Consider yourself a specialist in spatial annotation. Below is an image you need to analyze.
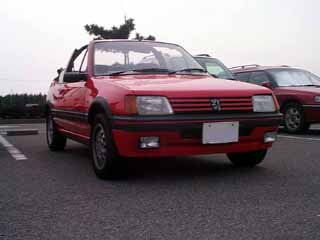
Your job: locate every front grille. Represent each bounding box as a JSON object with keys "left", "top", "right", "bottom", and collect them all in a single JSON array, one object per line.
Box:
[{"left": 169, "top": 97, "right": 253, "bottom": 114}]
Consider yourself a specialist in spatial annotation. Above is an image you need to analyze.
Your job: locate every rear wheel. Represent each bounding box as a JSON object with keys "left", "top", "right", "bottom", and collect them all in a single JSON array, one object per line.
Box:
[
  {"left": 227, "top": 150, "right": 267, "bottom": 167},
  {"left": 90, "top": 114, "right": 125, "bottom": 179},
  {"left": 283, "top": 103, "right": 309, "bottom": 133},
  {"left": 46, "top": 112, "right": 66, "bottom": 151}
]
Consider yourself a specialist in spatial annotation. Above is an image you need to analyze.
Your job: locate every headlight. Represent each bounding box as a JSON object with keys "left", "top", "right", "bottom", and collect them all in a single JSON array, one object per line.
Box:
[
  {"left": 137, "top": 96, "right": 173, "bottom": 115},
  {"left": 252, "top": 95, "right": 276, "bottom": 112},
  {"left": 315, "top": 96, "right": 320, "bottom": 103},
  {"left": 126, "top": 96, "right": 173, "bottom": 115}
]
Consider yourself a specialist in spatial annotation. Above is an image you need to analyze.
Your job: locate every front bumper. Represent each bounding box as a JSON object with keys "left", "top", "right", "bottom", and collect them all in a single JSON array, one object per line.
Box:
[
  {"left": 111, "top": 113, "right": 282, "bottom": 157},
  {"left": 303, "top": 105, "right": 320, "bottom": 123}
]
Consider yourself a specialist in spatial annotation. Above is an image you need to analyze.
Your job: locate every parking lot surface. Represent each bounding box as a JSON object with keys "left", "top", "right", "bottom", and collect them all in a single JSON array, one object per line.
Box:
[{"left": 1, "top": 123, "right": 320, "bottom": 240}]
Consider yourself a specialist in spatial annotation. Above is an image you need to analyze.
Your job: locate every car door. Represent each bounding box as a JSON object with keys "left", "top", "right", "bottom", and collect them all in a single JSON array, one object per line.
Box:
[{"left": 54, "top": 46, "right": 89, "bottom": 135}]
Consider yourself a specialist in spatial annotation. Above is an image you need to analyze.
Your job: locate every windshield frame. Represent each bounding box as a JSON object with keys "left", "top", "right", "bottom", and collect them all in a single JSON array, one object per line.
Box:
[
  {"left": 92, "top": 40, "right": 205, "bottom": 77},
  {"left": 267, "top": 68, "right": 320, "bottom": 87}
]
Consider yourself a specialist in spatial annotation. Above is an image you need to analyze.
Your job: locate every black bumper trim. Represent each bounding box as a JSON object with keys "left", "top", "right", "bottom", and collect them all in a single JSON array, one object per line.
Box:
[
  {"left": 113, "top": 113, "right": 282, "bottom": 132},
  {"left": 51, "top": 109, "right": 88, "bottom": 122},
  {"left": 303, "top": 105, "right": 320, "bottom": 109},
  {"left": 113, "top": 112, "right": 282, "bottom": 122},
  {"left": 113, "top": 120, "right": 280, "bottom": 132}
]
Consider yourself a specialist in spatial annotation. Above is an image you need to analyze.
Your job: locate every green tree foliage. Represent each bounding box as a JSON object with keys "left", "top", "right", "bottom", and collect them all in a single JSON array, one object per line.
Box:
[
  {"left": 0, "top": 94, "right": 46, "bottom": 119},
  {"left": 84, "top": 18, "right": 156, "bottom": 40},
  {"left": 134, "top": 33, "right": 156, "bottom": 41},
  {"left": 84, "top": 18, "right": 135, "bottom": 39}
]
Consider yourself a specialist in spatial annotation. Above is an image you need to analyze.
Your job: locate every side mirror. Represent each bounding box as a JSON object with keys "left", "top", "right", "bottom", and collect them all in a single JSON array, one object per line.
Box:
[
  {"left": 57, "top": 67, "right": 64, "bottom": 75},
  {"left": 261, "top": 81, "right": 273, "bottom": 89},
  {"left": 63, "top": 72, "right": 87, "bottom": 83}
]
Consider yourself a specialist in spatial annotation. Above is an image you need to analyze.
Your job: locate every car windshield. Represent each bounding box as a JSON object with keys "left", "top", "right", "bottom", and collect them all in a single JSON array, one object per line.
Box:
[
  {"left": 195, "top": 57, "right": 235, "bottom": 80},
  {"left": 94, "top": 41, "right": 205, "bottom": 76},
  {"left": 269, "top": 69, "right": 320, "bottom": 87}
]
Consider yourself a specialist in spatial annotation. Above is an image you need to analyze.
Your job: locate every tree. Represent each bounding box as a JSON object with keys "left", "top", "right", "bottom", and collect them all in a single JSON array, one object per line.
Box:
[
  {"left": 84, "top": 18, "right": 155, "bottom": 40},
  {"left": 85, "top": 18, "right": 135, "bottom": 39},
  {"left": 134, "top": 33, "right": 156, "bottom": 41}
]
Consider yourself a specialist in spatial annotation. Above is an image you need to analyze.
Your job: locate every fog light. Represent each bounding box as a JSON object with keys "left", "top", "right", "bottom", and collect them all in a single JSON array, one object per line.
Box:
[
  {"left": 139, "top": 136, "right": 160, "bottom": 149},
  {"left": 264, "top": 132, "right": 277, "bottom": 143}
]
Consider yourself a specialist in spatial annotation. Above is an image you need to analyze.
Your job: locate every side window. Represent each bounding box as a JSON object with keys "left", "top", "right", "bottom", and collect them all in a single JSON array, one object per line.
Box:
[
  {"left": 235, "top": 72, "right": 252, "bottom": 82},
  {"left": 80, "top": 51, "right": 88, "bottom": 72},
  {"left": 250, "top": 71, "right": 270, "bottom": 85},
  {"left": 58, "top": 69, "right": 65, "bottom": 83},
  {"left": 71, "top": 49, "right": 88, "bottom": 72},
  {"left": 205, "top": 62, "right": 225, "bottom": 76},
  {"left": 66, "top": 47, "right": 88, "bottom": 73}
]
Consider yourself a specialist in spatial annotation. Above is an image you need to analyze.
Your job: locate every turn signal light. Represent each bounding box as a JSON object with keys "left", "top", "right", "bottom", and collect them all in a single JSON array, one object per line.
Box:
[{"left": 125, "top": 96, "right": 137, "bottom": 114}]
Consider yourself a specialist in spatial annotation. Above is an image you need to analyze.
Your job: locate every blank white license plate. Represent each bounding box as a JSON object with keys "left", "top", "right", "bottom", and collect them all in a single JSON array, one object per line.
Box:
[{"left": 202, "top": 122, "right": 239, "bottom": 144}]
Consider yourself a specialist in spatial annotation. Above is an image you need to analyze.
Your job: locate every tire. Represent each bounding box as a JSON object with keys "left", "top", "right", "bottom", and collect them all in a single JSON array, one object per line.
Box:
[
  {"left": 283, "top": 103, "right": 309, "bottom": 134},
  {"left": 227, "top": 149, "right": 267, "bottom": 167},
  {"left": 46, "top": 112, "right": 67, "bottom": 151},
  {"left": 90, "top": 114, "right": 125, "bottom": 179}
]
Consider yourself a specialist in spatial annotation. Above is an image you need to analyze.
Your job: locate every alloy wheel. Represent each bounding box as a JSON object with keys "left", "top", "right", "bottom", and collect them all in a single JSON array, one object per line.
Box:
[
  {"left": 285, "top": 107, "right": 301, "bottom": 131},
  {"left": 93, "top": 124, "right": 108, "bottom": 170}
]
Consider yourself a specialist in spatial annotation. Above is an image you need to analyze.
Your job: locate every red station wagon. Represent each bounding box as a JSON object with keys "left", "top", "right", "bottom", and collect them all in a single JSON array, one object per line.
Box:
[
  {"left": 231, "top": 65, "right": 320, "bottom": 133},
  {"left": 46, "top": 40, "right": 282, "bottom": 179}
]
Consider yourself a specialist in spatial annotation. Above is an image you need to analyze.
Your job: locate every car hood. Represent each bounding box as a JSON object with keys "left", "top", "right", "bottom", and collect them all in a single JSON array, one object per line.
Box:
[{"left": 102, "top": 74, "right": 271, "bottom": 98}]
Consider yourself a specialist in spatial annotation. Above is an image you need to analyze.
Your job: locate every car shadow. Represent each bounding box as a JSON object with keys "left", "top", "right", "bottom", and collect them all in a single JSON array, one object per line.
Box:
[
  {"left": 306, "top": 128, "right": 320, "bottom": 135},
  {"left": 45, "top": 142, "right": 279, "bottom": 183},
  {"left": 126, "top": 155, "right": 277, "bottom": 182},
  {"left": 278, "top": 126, "right": 320, "bottom": 136}
]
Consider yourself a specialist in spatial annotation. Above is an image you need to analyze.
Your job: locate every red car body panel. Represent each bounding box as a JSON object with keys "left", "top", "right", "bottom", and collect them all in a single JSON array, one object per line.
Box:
[{"left": 47, "top": 40, "right": 282, "bottom": 157}]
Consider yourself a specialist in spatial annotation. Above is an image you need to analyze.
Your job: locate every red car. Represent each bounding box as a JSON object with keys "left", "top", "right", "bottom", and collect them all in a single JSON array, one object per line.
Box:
[
  {"left": 231, "top": 65, "right": 320, "bottom": 133},
  {"left": 46, "top": 40, "right": 282, "bottom": 179}
]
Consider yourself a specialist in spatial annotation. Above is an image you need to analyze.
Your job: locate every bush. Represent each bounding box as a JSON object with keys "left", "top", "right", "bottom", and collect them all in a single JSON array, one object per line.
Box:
[{"left": 0, "top": 94, "right": 46, "bottom": 119}]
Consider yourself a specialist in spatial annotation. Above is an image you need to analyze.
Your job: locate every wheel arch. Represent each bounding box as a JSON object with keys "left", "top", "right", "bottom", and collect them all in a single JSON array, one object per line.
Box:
[
  {"left": 280, "top": 99, "right": 303, "bottom": 112},
  {"left": 88, "top": 97, "right": 113, "bottom": 125}
]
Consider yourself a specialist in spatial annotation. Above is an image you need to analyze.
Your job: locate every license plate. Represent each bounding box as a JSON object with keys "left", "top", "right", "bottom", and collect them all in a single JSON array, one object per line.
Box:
[{"left": 202, "top": 122, "right": 239, "bottom": 144}]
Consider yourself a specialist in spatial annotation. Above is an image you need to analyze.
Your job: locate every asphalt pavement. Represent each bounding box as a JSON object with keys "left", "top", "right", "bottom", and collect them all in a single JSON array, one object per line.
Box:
[{"left": 0, "top": 123, "right": 320, "bottom": 240}]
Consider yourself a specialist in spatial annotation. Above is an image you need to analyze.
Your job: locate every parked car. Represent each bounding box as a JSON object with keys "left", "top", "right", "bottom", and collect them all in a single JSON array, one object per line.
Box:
[
  {"left": 46, "top": 40, "right": 282, "bottom": 179},
  {"left": 230, "top": 65, "right": 320, "bottom": 133},
  {"left": 194, "top": 54, "right": 236, "bottom": 80}
]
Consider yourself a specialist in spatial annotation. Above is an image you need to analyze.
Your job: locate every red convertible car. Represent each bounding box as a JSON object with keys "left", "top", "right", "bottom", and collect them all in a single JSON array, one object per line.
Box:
[
  {"left": 231, "top": 65, "right": 320, "bottom": 133},
  {"left": 46, "top": 40, "right": 281, "bottom": 179}
]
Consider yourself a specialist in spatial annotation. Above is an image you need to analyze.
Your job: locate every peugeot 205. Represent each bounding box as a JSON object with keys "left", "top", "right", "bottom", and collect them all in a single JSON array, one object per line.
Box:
[{"left": 46, "top": 40, "right": 282, "bottom": 179}]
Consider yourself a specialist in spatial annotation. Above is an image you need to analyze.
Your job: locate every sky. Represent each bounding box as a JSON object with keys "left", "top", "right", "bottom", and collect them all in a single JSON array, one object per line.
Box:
[{"left": 0, "top": 0, "right": 319, "bottom": 95}]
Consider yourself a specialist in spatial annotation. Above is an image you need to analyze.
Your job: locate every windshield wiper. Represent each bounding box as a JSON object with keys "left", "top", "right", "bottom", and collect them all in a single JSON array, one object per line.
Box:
[
  {"left": 107, "top": 68, "right": 171, "bottom": 76},
  {"left": 284, "top": 85, "right": 305, "bottom": 87},
  {"left": 169, "top": 68, "right": 207, "bottom": 74},
  {"left": 300, "top": 84, "right": 320, "bottom": 87},
  {"left": 134, "top": 68, "right": 171, "bottom": 73},
  {"left": 103, "top": 68, "right": 207, "bottom": 76}
]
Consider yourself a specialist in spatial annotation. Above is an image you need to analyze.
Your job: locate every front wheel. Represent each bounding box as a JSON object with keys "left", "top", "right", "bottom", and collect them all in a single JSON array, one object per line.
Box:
[
  {"left": 227, "top": 150, "right": 267, "bottom": 167},
  {"left": 90, "top": 114, "right": 125, "bottom": 179},
  {"left": 283, "top": 103, "right": 309, "bottom": 133}
]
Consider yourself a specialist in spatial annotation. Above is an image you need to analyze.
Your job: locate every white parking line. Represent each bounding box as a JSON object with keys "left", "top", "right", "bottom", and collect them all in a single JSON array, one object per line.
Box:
[
  {"left": 0, "top": 135, "right": 27, "bottom": 160},
  {"left": 278, "top": 134, "right": 320, "bottom": 141}
]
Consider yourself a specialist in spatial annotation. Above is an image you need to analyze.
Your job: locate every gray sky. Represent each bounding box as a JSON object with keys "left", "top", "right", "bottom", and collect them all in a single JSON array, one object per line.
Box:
[{"left": 0, "top": 0, "right": 319, "bottom": 95}]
